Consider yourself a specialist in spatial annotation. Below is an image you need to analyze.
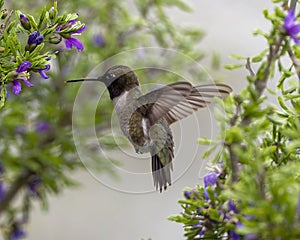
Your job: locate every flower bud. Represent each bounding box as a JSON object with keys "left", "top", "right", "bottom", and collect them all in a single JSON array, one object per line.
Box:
[
  {"left": 49, "top": 7, "right": 57, "bottom": 20},
  {"left": 20, "top": 14, "right": 31, "bottom": 30},
  {"left": 48, "top": 33, "right": 62, "bottom": 44},
  {"left": 1, "top": 9, "right": 8, "bottom": 20},
  {"left": 26, "top": 31, "right": 44, "bottom": 52}
]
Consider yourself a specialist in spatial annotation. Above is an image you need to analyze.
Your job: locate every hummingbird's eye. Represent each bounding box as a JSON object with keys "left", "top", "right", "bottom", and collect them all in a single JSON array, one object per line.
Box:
[{"left": 107, "top": 73, "right": 116, "bottom": 80}]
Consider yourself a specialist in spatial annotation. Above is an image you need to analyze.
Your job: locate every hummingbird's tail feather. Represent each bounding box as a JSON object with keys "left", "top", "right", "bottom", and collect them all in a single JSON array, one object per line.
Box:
[
  {"left": 151, "top": 153, "right": 172, "bottom": 192},
  {"left": 151, "top": 124, "right": 174, "bottom": 192}
]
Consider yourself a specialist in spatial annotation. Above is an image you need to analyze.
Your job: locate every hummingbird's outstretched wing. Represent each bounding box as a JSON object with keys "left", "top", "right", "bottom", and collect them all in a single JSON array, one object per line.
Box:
[
  {"left": 164, "top": 84, "right": 232, "bottom": 124},
  {"left": 138, "top": 83, "right": 232, "bottom": 125},
  {"left": 137, "top": 82, "right": 194, "bottom": 125}
]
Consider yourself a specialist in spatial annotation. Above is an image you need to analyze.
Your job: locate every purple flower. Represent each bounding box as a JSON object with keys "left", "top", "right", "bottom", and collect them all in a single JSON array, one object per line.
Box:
[
  {"left": 0, "top": 164, "right": 5, "bottom": 202},
  {"left": 35, "top": 121, "right": 51, "bottom": 133},
  {"left": 10, "top": 223, "right": 26, "bottom": 240},
  {"left": 28, "top": 176, "right": 42, "bottom": 196},
  {"left": 283, "top": 10, "right": 300, "bottom": 44},
  {"left": 64, "top": 37, "right": 84, "bottom": 51},
  {"left": 92, "top": 34, "right": 105, "bottom": 47},
  {"left": 11, "top": 61, "right": 33, "bottom": 95},
  {"left": 73, "top": 24, "right": 86, "bottom": 34},
  {"left": 56, "top": 19, "right": 86, "bottom": 51},
  {"left": 0, "top": 182, "right": 5, "bottom": 201},
  {"left": 16, "top": 61, "right": 32, "bottom": 73},
  {"left": 27, "top": 31, "right": 44, "bottom": 46},
  {"left": 15, "top": 125, "right": 26, "bottom": 135},
  {"left": 184, "top": 189, "right": 198, "bottom": 200},
  {"left": 204, "top": 172, "right": 219, "bottom": 187},
  {"left": 199, "top": 227, "right": 206, "bottom": 237},
  {"left": 38, "top": 65, "right": 50, "bottom": 79},
  {"left": 12, "top": 79, "right": 33, "bottom": 95},
  {"left": 245, "top": 234, "right": 258, "bottom": 240},
  {"left": 229, "top": 230, "right": 240, "bottom": 240},
  {"left": 228, "top": 199, "right": 236, "bottom": 212}
]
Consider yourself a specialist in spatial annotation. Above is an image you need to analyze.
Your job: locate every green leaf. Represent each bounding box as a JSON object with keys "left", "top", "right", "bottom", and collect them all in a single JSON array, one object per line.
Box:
[
  {"left": 251, "top": 49, "right": 268, "bottom": 63},
  {"left": 26, "top": 14, "right": 38, "bottom": 29},
  {"left": 224, "top": 64, "right": 244, "bottom": 70},
  {"left": 198, "top": 137, "right": 215, "bottom": 145},
  {"left": 0, "top": 86, "right": 6, "bottom": 109},
  {"left": 38, "top": 6, "right": 47, "bottom": 29},
  {"left": 266, "top": 114, "right": 285, "bottom": 125},
  {"left": 278, "top": 96, "right": 294, "bottom": 115},
  {"left": 229, "top": 54, "right": 246, "bottom": 60},
  {"left": 207, "top": 208, "right": 220, "bottom": 221}
]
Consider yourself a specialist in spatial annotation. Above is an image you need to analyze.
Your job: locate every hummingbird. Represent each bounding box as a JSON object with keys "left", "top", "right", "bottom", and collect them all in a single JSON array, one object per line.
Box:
[{"left": 67, "top": 65, "right": 232, "bottom": 192}]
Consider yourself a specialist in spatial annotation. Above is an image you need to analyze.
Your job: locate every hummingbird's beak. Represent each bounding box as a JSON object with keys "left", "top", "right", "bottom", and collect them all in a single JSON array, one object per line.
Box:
[{"left": 65, "top": 77, "right": 99, "bottom": 83}]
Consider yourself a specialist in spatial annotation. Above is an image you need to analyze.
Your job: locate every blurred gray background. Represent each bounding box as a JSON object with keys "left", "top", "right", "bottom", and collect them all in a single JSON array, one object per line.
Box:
[{"left": 27, "top": 1, "right": 273, "bottom": 239}]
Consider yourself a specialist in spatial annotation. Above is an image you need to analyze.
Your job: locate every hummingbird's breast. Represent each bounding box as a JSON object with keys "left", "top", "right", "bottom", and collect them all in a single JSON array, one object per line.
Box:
[
  {"left": 112, "top": 88, "right": 142, "bottom": 134},
  {"left": 112, "top": 88, "right": 153, "bottom": 153}
]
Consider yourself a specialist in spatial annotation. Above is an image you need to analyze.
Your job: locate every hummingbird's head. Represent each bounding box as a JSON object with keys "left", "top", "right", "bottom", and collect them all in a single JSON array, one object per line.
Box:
[
  {"left": 66, "top": 65, "right": 140, "bottom": 100},
  {"left": 99, "top": 65, "right": 139, "bottom": 100}
]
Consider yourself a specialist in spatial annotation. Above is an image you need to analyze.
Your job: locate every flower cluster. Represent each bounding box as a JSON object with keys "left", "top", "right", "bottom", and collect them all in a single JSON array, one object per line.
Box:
[
  {"left": 11, "top": 61, "right": 33, "bottom": 95},
  {"left": 181, "top": 171, "right": 258, "bottom": 240},
  {"left": 56, "top": 18, "right": 86, "bottom": 51}
]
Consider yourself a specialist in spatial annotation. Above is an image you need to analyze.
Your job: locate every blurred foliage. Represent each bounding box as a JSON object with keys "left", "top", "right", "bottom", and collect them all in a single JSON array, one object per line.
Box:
[
  {"left": 0, "top": 0, "right": 207, "bottom": 239},
  {"left": 169, "top": 1, "right": 300, "bottom": 239}
]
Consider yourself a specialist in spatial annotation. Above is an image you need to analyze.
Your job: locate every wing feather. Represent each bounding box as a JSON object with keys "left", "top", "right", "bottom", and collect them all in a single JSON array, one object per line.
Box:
[
  {"left": 137, "top": 82, "right": 193, "bottom": 125},
  {"left": 137, "top": 82, "right": 232, "bottom": 125}
]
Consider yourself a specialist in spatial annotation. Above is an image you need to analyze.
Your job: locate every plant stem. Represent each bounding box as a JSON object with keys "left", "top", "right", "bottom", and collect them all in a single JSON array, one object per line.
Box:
[{"left": 0, "top": 171, "right": 33, "bottom": 214}]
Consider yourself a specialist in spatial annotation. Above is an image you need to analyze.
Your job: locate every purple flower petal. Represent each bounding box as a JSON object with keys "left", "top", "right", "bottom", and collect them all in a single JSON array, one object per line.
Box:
[
  {"left": 245, "top": 234, "right": 258, "bottom": 240},
  {"left": 92, "top": 34, "right": 105, "bottom": 47},
  {"left": 16, "top": 61, "right": 32, "bottom": 73},
  {"left": 12, "top": 80, "right": 22, "bottom": 95},
  {"left": 22, "top": 78, "right": 33, "bottom": 88},
  {"left": 283, "top": 10, "right": 300, "bottom": 44},
  {"left": 10, "top": 224, "right": 26, "bottom": 240},
  {"left": 39, "top": 70, "right": 49, "bottom": 79},
  {"left": 15, "top": 125, "right": 26, "bottom": 135},
  {"left": 203, "top": 188, "right": 209, "bottom": 200},
  {"left": 228, "top": 199, "right": 236, "bottom": 212},
  {"left": 20, "top": 14, "right": 30, "bottom": 30},
  {"left": 0, "top": 182, "right": 5, "bottom": 201},
  {"left": 289, "top": 24, "right": 300, "bottom": 36},
  {"left": 229, "top": 230, "right": 240, "bottom": 240},
  {"left": 28, "top": 31, "right": 44, "bottom": 45},
  {"left": 35, "top": 121, "right": 51, "bottom": 133},
  {"left": 28, "top": 176, "right": 42, "bottom": 195},
  {"left": 64, "top": 37, "right": 84, "bottom": 51},
  {"left": 73, "top": 24, "right": 86, "bottom": 34},
  {"left": 284, "top": 10, "right": 295, "bottom": 29},
  {"left": 20, "top": 14, "right": 27, "bottom": 21},
  {"left": 64, "top": 38, "right": 72, "bottom": 49},
  {"left": 184, "top": 189, "right": 199, "bottom": 200},
  {"left": 199, "top": 227, "right": 206, "bottom": 237},
  {"left": 204, "top": 172, "right": 219, "bottom": 187},
  {"left": 291, "top": 35, "right": 300, "bottom": 45},
  {"left": 38, "top": 65, "right": 51, "bottom": 79},
  {"left": 56, "top": 25, "right": 62, "bottom": 32},
  {"left": 69, "top": 19, "right": 77, "bottom": 25}
]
